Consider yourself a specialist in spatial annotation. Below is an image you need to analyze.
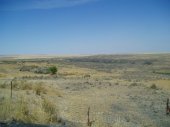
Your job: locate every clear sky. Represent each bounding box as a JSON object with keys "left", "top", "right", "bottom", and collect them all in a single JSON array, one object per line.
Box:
[{"left": 0, "top": 0, "right": 170, "bottom": 55}]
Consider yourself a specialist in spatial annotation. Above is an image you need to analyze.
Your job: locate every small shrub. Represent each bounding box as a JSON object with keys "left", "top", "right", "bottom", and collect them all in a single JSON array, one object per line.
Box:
[
  {"left": 143, "top": 61, "right": 152, "bottom": 65},
  {"left": 130, "top": 82, "right": 138, "bottom": 86},
  {"left": 49, "top": 66, "right": 57, "bottom": 75},
  {"left": 0, "top": 83, "right": 7, "bottom": 89},
  {"left": 83, "top": 74, "right": 91, "bottom": 78},
  {"left": 115, "top": 82, "right": 119, "bottom": 85},
  {"left": 150, "top": 84, "right": 157, "bottom": 89}
]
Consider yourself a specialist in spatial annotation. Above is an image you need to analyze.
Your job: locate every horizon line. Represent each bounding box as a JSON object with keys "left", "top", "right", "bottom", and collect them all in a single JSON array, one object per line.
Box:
[{"left": 0, "top": 52, "right": 170, "bottom": 56}]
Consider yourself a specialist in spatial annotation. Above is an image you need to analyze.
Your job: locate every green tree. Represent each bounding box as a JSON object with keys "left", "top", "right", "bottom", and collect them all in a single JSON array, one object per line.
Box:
[{"left": 49, "top": 66, "right": 57, "bottom": 75}]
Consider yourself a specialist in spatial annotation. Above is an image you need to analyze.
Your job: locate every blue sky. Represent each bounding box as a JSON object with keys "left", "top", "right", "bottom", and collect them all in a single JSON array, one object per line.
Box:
[{"left": 0, "top": 0, "right": 170, "bottom": 55}]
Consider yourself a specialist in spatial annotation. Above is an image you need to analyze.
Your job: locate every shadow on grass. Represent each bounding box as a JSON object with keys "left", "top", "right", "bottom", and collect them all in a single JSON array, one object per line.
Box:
[{"left": 0, "top": 119, "right": 78, "bottom": 127}]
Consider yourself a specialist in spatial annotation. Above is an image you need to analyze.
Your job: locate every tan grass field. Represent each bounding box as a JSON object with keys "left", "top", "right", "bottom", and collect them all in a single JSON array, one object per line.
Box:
[{"left": 0, "top": 54, "right": 170, "bottom": 127}]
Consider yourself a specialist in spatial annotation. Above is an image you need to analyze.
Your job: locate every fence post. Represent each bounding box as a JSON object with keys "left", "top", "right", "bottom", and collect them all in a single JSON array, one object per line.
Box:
[
  {"left": 167, "top": 98, "right": 170, "bottom": 115},
  {"left": 87, "top": 107, "right": 90, "bottom": 126},
  {"left": 87, "top": 107, "right": 95, "bottom": 127},
  {"left": 10, "top": 80, "right": 13, "bottom": 99}
]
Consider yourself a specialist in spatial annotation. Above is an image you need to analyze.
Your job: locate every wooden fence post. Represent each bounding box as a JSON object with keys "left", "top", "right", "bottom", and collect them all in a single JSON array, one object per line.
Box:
[
  {"left": 87, "top": 107, "right": 95, "bottom": 127},
  {"left": 87, "top": 107, "right": 90, "bottom": 126},
  {"left": 166, "top": 98, "right": 170, "bottom": 115},
  {"left": 10, "top": 80, "right": 13, "bottom": 99}
]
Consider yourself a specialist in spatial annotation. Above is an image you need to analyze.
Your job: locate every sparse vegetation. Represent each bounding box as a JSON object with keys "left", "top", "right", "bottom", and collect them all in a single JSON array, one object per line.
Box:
[
  {"left": 42, "top": 98, "right": 58, "bottom": 123},
  {"left": 153, "top": 70, "right": 170, "bottom": 75},
  {"left": 20, "top": 65, "right": 58, "bottom": 74},
  {"left": 0, "top": 54, "right": 170, "bottom": 127},
  {"left": 115, "top": 82, "right": 119, "bottom": 85},
  {"left": 130, "top": 82, "right": 138, "bottom": 86},
  {"left": 35, "top": 83, "right": 46, "bottom": 95},
  {"left": 143, "top": 60, "right": 153, "bottom": 65},
  {"left": 12, "top": 80, "right": 32, "bottom": 90}
]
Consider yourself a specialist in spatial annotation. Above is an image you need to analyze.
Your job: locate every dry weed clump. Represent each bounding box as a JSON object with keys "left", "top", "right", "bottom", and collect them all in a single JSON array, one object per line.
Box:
[
  {"left": 0, "top": 96, "right": 60, "bottom": 124},
  {"left": 12, "top": 80, "right": 32, "bottom": 90},
  {"left": 9, "top": 80, "right": 49, "bottom": 96},
  {"left": 0, "top": 80, "right": 62, "bottom": 124},
  {"left": 34, "top": 83, "right": 46, "bottom": 95},
  {"left": 0, "top": 97, "right": 32, "bottom": 123},
  {"left": 9, "top": 80, "right": 62, "bottom": 97},
  {"left": 0, "top": 82, "right": 7, "bottom": 89},
  {"left": 14, "top": 98, "right": 32, "bottom": 123},
  {"left": 42, "top": 98, "right": 59, "bottom": 123},
  {"left": 33, "top": 82, "right": 62, "bottom": 96},
  {"left": 0, "top": 98, "right": 12, "bottom": 121}
]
